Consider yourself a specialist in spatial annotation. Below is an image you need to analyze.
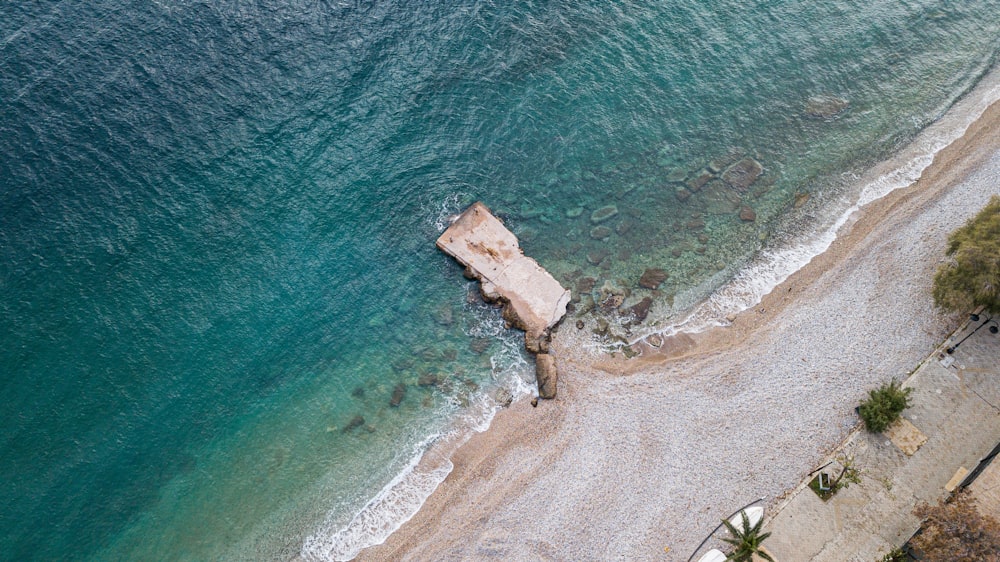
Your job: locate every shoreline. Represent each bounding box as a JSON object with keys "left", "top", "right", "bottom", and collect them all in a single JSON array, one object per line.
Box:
[{"left": 354, "top": 94, "right": 1000, "bottom": 560}]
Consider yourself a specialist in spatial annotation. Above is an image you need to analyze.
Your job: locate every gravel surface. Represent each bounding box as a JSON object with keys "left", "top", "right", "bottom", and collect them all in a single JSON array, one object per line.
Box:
[{"left": 357, "top": 96, "right": 1000, "bottom": 562}]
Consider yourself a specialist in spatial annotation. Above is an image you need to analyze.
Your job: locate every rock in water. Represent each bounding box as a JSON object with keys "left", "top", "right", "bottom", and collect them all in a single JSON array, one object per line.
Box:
[
  {"left": 629, "top": 296, "right": 654, "bottom": 322},
  {"left": 535, "top": 353, "right": 558, "bottom": 399},
  {"left": 739, "top": 205, "right": 757, "bottom": 222},
  {"left": 590, "top": 226, "right": 612, "bottom": 240},
  {"left": 639, "top": 268, "right": 668, "bottom": 290},
  {"left": 590, "top": 205, "right": 619, "bottom": 223},
  {"left": 343, "top": 415, "right": 365, "bottom": 433},
  {"left": 722, "top": 158, "right": 763, "bottom": 192},
  {"left": 389, "top": 383, "right": 406, "bottom": 407},
  {"left": 494, "top": 387, "right": 514, "bottom": 408},
  {"left": 417, "top": 373, "right": 439, "bottom": 387},
  {"left": 805, "top": 95, "right": 849, "bottom": 119},
  {"left": 686, "top": 169, "right": 714, "bottom": 192}
]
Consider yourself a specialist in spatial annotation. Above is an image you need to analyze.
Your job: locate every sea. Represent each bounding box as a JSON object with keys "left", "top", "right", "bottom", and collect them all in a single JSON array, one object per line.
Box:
[{"left": 2, "top": 1, "right": 998, "bottom": 560}]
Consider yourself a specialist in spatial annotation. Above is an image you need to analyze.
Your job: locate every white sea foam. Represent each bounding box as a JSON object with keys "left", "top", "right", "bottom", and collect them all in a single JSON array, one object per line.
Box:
[
  {"left": 636, "top": 64, "right": 1000, "bottom": 343},
  {"left": 301, "top": 279, "right": 532, "bottom": 561},
  {"left": 300, "top": 391, "right": 504, "bottom": 562}
]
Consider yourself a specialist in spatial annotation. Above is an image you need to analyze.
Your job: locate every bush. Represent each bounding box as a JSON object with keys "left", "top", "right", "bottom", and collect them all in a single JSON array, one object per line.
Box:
[
  {"left": 933, "top": 195, "right": 1000, "bottom": 315},
  {"left": 879, "top": 547, "right": 907, "bottom": 562},
  {"left": 859, "top": 379, "right": 912, "bottom": 433}
]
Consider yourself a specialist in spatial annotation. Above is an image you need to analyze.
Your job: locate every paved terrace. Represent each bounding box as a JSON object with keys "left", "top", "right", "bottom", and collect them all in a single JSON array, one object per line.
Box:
[{"left": 763, "top": 313, "right": 1000, "bottom": 561}]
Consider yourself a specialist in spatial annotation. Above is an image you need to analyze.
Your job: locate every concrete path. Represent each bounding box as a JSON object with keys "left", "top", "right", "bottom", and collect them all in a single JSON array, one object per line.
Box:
[{"left": 763, "top": 313, "right": 1000, "bottom": 561}]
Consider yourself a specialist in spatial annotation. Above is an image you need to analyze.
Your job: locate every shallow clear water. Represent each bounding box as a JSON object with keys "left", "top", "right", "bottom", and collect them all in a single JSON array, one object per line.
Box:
[{"left": 1, "top": 1, "right": 997, "bottom": 560}]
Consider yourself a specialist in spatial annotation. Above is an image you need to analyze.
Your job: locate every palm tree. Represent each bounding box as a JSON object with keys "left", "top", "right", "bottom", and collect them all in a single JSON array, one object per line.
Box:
[{"left": 721, "top": 511, "right": 775, "bottom": 562}]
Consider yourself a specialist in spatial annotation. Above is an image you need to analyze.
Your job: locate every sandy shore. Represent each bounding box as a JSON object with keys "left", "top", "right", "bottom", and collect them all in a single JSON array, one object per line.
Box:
[{"left": 357, "top": 96, "right": 1000, "bottom": 561}]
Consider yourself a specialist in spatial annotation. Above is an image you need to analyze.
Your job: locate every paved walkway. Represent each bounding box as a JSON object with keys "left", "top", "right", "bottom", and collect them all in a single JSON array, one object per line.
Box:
[{"left": 763, "top": 313, "right": 1000, "bottom": 561}]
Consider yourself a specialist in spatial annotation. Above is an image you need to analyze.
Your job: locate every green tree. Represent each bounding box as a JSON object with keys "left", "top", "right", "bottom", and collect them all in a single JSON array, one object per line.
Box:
[
  {"left": 721, "top": 511, "right": 774, "bottom": 562},
  {"left": 859, "top": 379, "right": 912, "bottom": 433},
  {"left": 933, "top": 195, "right": 1000, "bottom": 314}
]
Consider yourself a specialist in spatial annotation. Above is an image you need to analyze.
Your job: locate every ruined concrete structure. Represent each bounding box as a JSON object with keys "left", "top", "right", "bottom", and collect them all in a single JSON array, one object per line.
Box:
[{"left": 437, "top": 202, "right": 570, "bottom": 398}]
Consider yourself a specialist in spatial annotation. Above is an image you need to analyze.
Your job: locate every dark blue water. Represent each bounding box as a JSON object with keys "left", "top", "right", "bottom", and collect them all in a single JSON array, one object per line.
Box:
[{"left": 1, "top": 1, "right": 997, "bottom": 560}]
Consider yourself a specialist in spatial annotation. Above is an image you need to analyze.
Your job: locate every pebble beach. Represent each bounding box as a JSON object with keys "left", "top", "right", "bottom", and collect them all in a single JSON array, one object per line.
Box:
[{"left": 357, "top": 89, "right": 1000, "bottom": 561}]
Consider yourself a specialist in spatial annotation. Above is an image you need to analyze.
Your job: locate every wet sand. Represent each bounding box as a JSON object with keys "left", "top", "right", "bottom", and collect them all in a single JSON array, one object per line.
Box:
[{"left": 357, "top": 98, "right": 1000, "bottom": 561}]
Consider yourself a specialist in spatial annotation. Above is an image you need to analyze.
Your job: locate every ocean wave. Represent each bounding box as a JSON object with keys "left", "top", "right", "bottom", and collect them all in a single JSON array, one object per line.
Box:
[
  {"left": 300, "top": 379, "right": 521, "bottom": 562},
  {"left": 300, "top": 283, "right": 533, "bottom": 561}
]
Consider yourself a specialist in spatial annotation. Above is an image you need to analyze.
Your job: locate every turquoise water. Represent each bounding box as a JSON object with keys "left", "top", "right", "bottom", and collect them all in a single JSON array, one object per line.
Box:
[{"left": 1, "top": 1, "right": 998, "bottom": 560}]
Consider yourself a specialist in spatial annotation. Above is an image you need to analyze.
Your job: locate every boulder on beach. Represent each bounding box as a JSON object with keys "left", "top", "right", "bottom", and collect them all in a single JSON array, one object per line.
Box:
[
  {"left": 525, "top": 331, "right": 549, "bottom": 354},
  {"left": 535, "top": 353, "right": 558, "bottom": 399}
]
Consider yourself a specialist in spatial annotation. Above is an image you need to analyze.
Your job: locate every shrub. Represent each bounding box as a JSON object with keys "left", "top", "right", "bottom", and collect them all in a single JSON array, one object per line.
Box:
[
  {"left": 879, "top": 547, "right": 907, "bottom": 562},
  {"left": 859, "top": 379, "right": 912, "bottom": 433},
  {"left": 933, "top": 195, "right": 1000, "bottom": 315}
]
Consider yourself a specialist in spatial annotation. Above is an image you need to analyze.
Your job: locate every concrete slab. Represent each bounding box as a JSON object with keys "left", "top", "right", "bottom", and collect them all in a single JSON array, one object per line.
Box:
[
  {"left": 945, "top": 467, "right": 969, "bottom": 492},
  {"left": 886, "top": 417, "right": 928, "bottom": 456},
  {"left": 437, "top": 202, "right": 570, "bottom": 339}
]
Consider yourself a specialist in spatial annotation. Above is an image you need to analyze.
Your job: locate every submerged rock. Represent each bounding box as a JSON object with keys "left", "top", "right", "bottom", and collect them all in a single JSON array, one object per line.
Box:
[
  {"left": 389, "top": 384, "right": 407, "bottom": 407},
  {"left": 686, "top": 218, "right": 706, "bottom": 230},
  {"left": 590, "top": 226, "right": 612, "bottom": 240},
  {"left": 722, "top": 158, "right": 763, "bottom": 192},
  {"left": 587, "top": 248, "right": 609, "bottom": 266},
  {"left": 805, "top": 95, "right": 849, "bottom": 119},
  {"left": 565, "top": 206, "right": 584, "bottom": 218},
  {"left": 666, "top": 168, "right": 688, "bottom": 183},
  {"left": 470, "top": 337, "right": 492, "bottom": 354},
  {"left": 494, "top": 387, "right": 514, "bottom": 408},
  {"left": 417, "top": 373, "right": 440, "bottom": 387},
  {"left": 343, "top": 415, "right": 365, "bottom": 433},
  {"left": 639, "top": 268, "right": 669, "bottom": 290},
  {"left": 590, "top": 205, "right": 619, "bottom": 223},
  {"left": 686, "top": 169, "right": 714, "bottom": 192},
  {"left": 434, "top": 305, "right": 454, "bottom": 326},
  {"left": 739, "top": 205, "right": 757, "bottom": 222},
  {"left": 629, "top": 296, "right": 654, "bottom": 322},
  {"left": 702, "top": 180, "right": 742, "bottom": 214}
]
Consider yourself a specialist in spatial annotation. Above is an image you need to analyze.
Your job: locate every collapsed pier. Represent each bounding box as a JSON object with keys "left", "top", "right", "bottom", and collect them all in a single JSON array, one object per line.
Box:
[{"left": 437, "top": 202, "right": 570, "bottom": 398}]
